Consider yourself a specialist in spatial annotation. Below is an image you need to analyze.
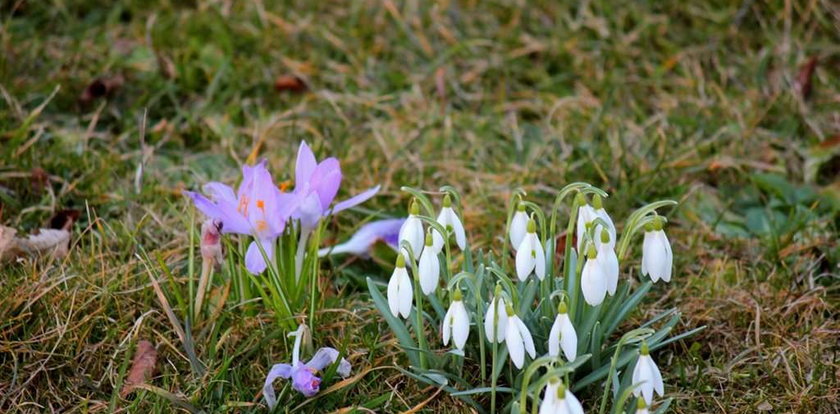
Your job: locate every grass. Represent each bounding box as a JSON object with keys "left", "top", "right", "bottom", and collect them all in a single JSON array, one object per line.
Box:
[{"left": 1, "top": 0, "right": 839, "bottom": 412}]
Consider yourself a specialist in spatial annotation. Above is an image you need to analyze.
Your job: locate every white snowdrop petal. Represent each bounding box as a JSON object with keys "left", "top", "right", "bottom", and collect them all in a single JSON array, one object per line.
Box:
[
  {"left": 506, "top": 317, "right": 525, "bottom": 368},
  {"left": 387, "top": 271, "right": 401, "bottom": 317},
  {"left": 534, "top": 237, "right": 546, "bottom": 280},
  {"left": 641, "top": 231, "right": 653, "bottom": 278},
  {"left": 441, "top": 306, "right": 453, "bottom": 346},
  {"left": 515, "top": 236, "right": 534, "bottom": 281},
  {"left": 564, "top": 390, "right": 585, "bottom": 414},
  {"left": 484, "top": 298, "right": 507, "bottom": 343},
  {"left": 447, "top": 208, "right": 467, "bottom": 250},
  {"left": 516, "top": 317, "right": 537, "bottom": 358},
  {"left": 599, "top": 244, "right": 619, "bottom": 295},
  {"left": 581, "top": 259, "right": 607, "bottom": 306},
  {"left": 397, "top": 272, "right": 413, "bottom": 319},
  {"left": 539, "top": 382, "right": 557, "bottom": 414},
  {"left": 649, "top": 356, "right": 665, "bottom": 396},
  {"left": 559, "top": 314, "right": 578, "bottom": 361},
  {"left": 453, "top": 302, "right": 470, "bottom": 349},
  {"left": 509, "top": 211, "right": 528, "bottom": 251},
  {"left": 548, "top": 316, "right": 562, "bottom": 357},
  {"left": 418, "top": 249, "right": 440, "bottom": 295}
]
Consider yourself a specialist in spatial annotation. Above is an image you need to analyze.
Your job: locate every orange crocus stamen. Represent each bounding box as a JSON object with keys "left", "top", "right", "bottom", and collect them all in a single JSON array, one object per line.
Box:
[
  {"left": 256, "top": 199, "right": 265, "bottom": 210},
  {"left": 256, "top": 220, "right": 268, "bottom": 231},
  {"left": 278, "top": 180, "right": 292, "bottom": 192}
]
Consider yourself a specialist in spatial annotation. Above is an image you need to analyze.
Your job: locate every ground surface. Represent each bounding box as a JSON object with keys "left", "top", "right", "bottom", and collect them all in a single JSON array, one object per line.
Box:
[{"left": 1, "top": 1, "right": 839, "bottom": 413}]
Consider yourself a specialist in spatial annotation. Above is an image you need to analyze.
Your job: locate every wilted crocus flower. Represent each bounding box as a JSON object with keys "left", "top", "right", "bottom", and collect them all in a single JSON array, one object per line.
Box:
[
  {"left": 581, "top": 245, "right": 607, "bottom": 306},
  {"left": 484, "top": 290, "right": 507, "bottom": 343},
  {"left": 515, "top": 218, "right": 545, "bottom": 282},
  {"left": 318, "top": 218, "right": 404, "bottom": 257},
  {"left": 441, "top": 289, "right": 470, "bottom": 350},
  {"left": 290, "top": 142, "right": 380, "bottom": 279},
  {"left": 185, "top": 160, "right": 295, "bottom": 274},
  {"left": 641, "top": 218, "right": 672, "bottom": 283},
  {"left": 509, "top": 203, "right": 528, "bottom": 251},
  {"left": 632, "top": 341, "right": 664, "bottom": 405},
  {"left": 596, "top": 229, "right": 619, "bottom": 295},
  {"left": 505, "top": 304, "right": 536, "bottom": 369},
  {"left": 539, "top": 380, "right": 585, "bottom": 414},
  {"left": 548, "top": 302, "right": 577, "bottom": 362},
  {"left": 387, "top": 255, "right": 413, "bottom": 319},
  {"left": 263, "top": 325, "right": 351, "bottom": 409},
  {"left": 418, "top": 233, "right": 440, "bottom": 295},
  {"left": 398, "top": 200, "right": 424, "bottom": 260},
  {"left": 196, "top": 218, "right": 223, "bottom": 313},
  {"left": 431, "top": 194, "right": 466, "bottom": 251}
]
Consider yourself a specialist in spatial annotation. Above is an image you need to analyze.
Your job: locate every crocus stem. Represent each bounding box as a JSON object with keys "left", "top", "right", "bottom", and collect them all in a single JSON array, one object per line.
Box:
[
  {"left": 295, "top": 227, "right": 311, "bottom": 282},
  {"left": 194, "top": 259, "right": 213, "bottom": 317}
]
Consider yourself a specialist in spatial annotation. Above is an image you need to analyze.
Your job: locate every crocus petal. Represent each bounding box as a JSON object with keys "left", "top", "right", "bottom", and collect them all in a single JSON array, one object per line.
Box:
[
  {"left": 311, "top": 158, "right": 341, "bottom": 209},
  {"left": 330, "top": 185, "right": 380, "bottom": 214},
  {"left": 290, "top": 363, "right": 321, "bottom": 397},
  {"left": 397, "top": 271, "right": 413, "bottom": 318},
  {"left": 318, "top": 218, "right": 405, "bottom": 257},
  {"left": 418, "top": 248, "right": 440, "bottom": 295},
  {"left": 441, "top": 305, "right": 454, "bottom": 346},
  {"left": 581, "top": 258, "right": 606, "bottom": 306},
  {"left": 295, "top": 141, "right": 318, "bottom": 185},
  {"left": 263, "top": 363, "right": 293, "bottom": 410},
  {"left": 484, "top": 298, "right": 507, "bottom": 343},
  {"left": 306, "top": 347, "right": 352, "bottom": 377},
  {"left": 296, "top": 192, "right": 325, "bottom": 231},
  {"left": 202, "top": 182, "right": 237, "bottom": 202},
  {"left": 245, "top": 238, "right": 275, "bottom": 274},
  {"left": 452, "top": 301, "right": 470, "bottom": 349},
  {"left": 515, "top": 235, "right": 535, "bottom": 281},
  {"left": 509, "top": 211, "right": 528, "bottom": 251},
  {"left": 184, "top": 191, "right": 251, "bottom": 234},
  {"left": 506, "top": 317, "right": 525, "bottom": 368},
  {"left": 516, "top": 317, "right": 536, "bottom": 358}
]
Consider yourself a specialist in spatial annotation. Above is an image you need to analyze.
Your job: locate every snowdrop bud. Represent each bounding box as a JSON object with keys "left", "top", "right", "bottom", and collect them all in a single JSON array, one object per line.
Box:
[
  {"left": 632, "top": 341, "right": 664, "bottom": 405},
  {"left": 419, "top": 233, "right": 440, "bottom": 295},
  {"left": 581, "top": 244, "right": 607, "bottom": 306},
  {"left": 432, "top": 194, "right": 467, "bottom": 251},
  {"left": 484, "top": 287, "right": 507, "bottom": 343},
  {"left": 575, "top": 200, "right": 597, "bottom": 253},
  {"left": 548, "top": 301, "right": 577, "bottom": 361},
  {"left": 635, "top": 398, "right": 649, "bottom": 414},
  {"left": 598, "top": 229, "right": 620, "bottom": 296},
  {"left": 398, "top": 200, "right": 424, "bottom": 260},
  {"left": 509, "top": 203, "right": 528, "bottom": 251},
  {"left": 387, "top": 255, "right": 413, "bottom": 319},
  {"left": 515, "top": 218, "right": 546, "bottom": 281},
  {"left": 505, "top": 306, "right": 536, "bottom": 369},
  {"left": 540, "top": 381, "right": 585, "bottom": 414},
  {"left": 441, "top": 289, "right": 470, "bottom": 349},
  {"left": 641, "top": 217, "right": 673, "bottom": 283}
]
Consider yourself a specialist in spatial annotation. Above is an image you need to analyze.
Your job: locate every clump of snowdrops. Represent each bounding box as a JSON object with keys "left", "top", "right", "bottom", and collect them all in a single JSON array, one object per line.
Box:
[{"left": 369, "top": 183, "right": 703, "bottom": 413}]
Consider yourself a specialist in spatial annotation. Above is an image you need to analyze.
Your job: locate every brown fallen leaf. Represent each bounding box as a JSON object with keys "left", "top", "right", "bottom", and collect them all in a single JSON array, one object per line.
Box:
[
  {"left": 18, "top": 229, "right": 71, "bottom": 258},
  {"left": 0, "top": 225, "right": 17, "bottom": 260},
  {"left": 120, "top": 340, "right": 158, "bottom": 398},
  {"left": 30, "top": 167, "right": 49, "bottom": 193},
  {"left": 795, "top": 56, "right": 818, "bottom": 100},
  {"left": 274, "top": 74, "right": 307, "bottom": 93},
  {"left": 80, "top": 74, "right": 125, "bottom": 104}
]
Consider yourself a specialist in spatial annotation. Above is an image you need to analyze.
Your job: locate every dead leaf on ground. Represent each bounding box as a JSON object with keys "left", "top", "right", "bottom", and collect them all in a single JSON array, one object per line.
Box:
[
  {"left": 274, "top": 74, "right": 307, "bottom": 93},
  {"left": 120, "top": 340, "right": 158, "bottom": 398},
  {"left": 49, "top": 209, "right": 81, "bottom": 231},
  {"left": 795, "top": 56, "right": 818, "bottom": 100},
  {"left": 80, "top": 74, "right": 125, "bottom": 104},
  {"left": 0, "top": 225, "right": 17, "bottom": 260},
  {"left": 1, "top": 226, "right": 71, "bottom": 261}
]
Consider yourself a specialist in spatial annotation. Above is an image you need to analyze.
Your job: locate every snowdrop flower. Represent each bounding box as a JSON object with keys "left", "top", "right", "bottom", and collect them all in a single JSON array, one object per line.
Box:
[
  {"left": 641, "top": 218, "right": 673, "bottom": 283},
  {"left": 548, "top": 302, "right": 577, "bottom": 361},
  {"left": 515, "top": 218, "right": 545, "bottom": 281},
  {"left": 597, "top": 229, "right": 619, "bottom": 295},
  {"left": 318, "top": 218, "right": 405, "bottom": 257},
  {"left": 484, "top": 289, "right": 507, "bottom": 343},
  {"left": 387, "top": 255, "right": 413, "bottom": 318},
  {"left": 398, "top": 201, "right": 424, "bottom": 260},
  {"left": 441, "top": 289, "right": 470, "bottom": 349},
  {"left": 575, "top": 196, "right": 597, "bottom": 253},
  {"left": 632, "top": 341, "right": 664, "bottom": 405},
  {"left": 505, "top": 304, "right": 536, "bottom": 369},
  {"left": 580, "top": 245, "right": 607, "bottom": 306},
  {"left": 419, "top": 233, "right": 440, "bottom": 295},
  {"left": 263, "top": 325, "right": 351, "bottom": 409},
  {"left": 539, "top": 380, "right": 584, "bottom": 414},
  {"left": 432, "top": 194, "right": 467, "bottom": 251},
  {"left": 509, "top": 203, "right": 528, "bottom": 251},
  {"left": 635, "top": 398, "right": 650, "bottom": 414},
  {"left": 591, "top": 195, "right": 616, "bottom": 249},
  {"left": 576, "top": 194, "right": 616, "bottom": 253},
  {"left": 185, "top": 160, "right": 297, "bottom": 275}
]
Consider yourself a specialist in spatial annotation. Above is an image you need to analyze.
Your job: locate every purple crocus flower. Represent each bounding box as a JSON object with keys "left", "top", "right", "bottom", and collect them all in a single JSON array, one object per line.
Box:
[
  {"left": 184, "top": 160, "right": 298, "bottom": 275},
  {"left": 317, "top": 218, "right": 405, "bottom": 257},
  {"left": 290, "top": 142, "right": 380, "bottom": 278},
  {"left": 263, "top": 325, "right": 351, "bottom": 409}
]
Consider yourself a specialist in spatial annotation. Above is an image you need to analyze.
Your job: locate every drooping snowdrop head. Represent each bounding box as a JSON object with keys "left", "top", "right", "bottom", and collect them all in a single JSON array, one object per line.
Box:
[
  {"left": 635, "top": 397, "right": 650, "bottom": 414},
  {"left": 641, "top": 218, "right": 673, "bottom": 283},
  {"left": 575, "top": 194, "right": 597, "bottom": 254},
  {"left": 398, "top": 200, "right": 425, "bottom": 260},
  {"left": 505, "top": 304, "right": 536, "bottom": 369},
  {"left": 441, "top": 289, "right": 470, "bottom": 350},
  {"left": 432, "top": 194, "right": 467, "bottom": 251},
  {"left": 515, "top": 218, "right": 546, "bottom": 281},
  {"left": 597, "top": 229, "right": 620, "bottom": 296},
  {"left": 386, "top": 255, "right": 413, "bottom": 319},
  {"left": 509, "top": 203, "right": 528, "bottom": 251},
  {"left": 539, "top": 380, "right": 585, "bottom": 414},
  {"left": 548, "top": 302, "right": 577, "bottom": 362},
  {"left": 484, "top": 288, "right": 508, "bottom": 343},
  {"left": 591, "top": 194, "right": 616, "bottom": 249},
  {"left": 418, "top": 232, "right": 440, "bottom": 295},
  {"left": 632, "top": 341, "right": 664, "bottom": 405},
  {"left": 581, "top": 245, "right": 607, "bottom": 306}
]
